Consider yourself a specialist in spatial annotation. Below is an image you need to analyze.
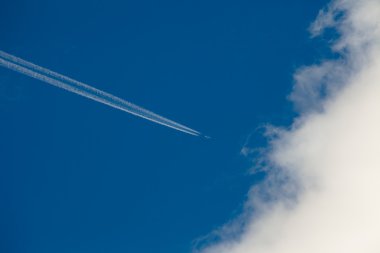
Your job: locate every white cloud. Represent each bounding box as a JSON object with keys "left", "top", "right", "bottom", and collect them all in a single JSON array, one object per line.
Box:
[{"left": 196, "top": 0, "right": 380, "bottom": 252}]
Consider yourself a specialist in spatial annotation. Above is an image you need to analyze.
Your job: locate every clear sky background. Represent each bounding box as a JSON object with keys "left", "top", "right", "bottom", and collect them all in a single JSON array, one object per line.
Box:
[{"left": 0, "top": 1, "right": 329, "bottom": 253}]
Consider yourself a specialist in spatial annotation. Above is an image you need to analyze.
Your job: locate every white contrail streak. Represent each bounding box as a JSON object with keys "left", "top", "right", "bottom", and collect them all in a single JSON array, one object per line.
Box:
[{"left": 0, "top": 50, "right": 201, "bottom": 136}]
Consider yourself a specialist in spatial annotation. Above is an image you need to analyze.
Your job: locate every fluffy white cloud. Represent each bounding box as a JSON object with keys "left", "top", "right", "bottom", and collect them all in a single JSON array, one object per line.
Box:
[{"left": 197, "top": 0, "right": 380, "bottom": 252}]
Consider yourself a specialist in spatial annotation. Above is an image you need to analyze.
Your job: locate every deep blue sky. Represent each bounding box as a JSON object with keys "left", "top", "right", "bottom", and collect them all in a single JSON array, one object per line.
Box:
[{"left": 1, "top": 1, "right": 329, "bottom": 252}]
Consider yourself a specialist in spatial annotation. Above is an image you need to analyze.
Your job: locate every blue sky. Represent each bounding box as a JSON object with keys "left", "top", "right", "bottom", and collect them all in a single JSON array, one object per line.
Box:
[{"left": 0, "top": 1, "right": 330, "bottom": 253}]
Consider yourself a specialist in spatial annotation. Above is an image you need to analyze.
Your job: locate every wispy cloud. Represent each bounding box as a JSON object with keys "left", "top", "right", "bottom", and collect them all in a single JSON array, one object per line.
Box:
[{"left": 196, "top": 0, "right": 380, "bottom": 252}]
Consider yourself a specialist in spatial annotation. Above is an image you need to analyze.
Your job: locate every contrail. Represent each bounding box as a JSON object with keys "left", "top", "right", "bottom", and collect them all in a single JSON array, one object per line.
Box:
[{"left": 0, "top": 50, "right": 201, "bottom": 136}]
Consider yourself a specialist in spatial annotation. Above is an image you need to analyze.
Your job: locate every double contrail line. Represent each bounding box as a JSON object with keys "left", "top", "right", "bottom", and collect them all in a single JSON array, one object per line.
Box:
[{"left": 0, "top": 50, "right": 201, "bottom": 136}]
